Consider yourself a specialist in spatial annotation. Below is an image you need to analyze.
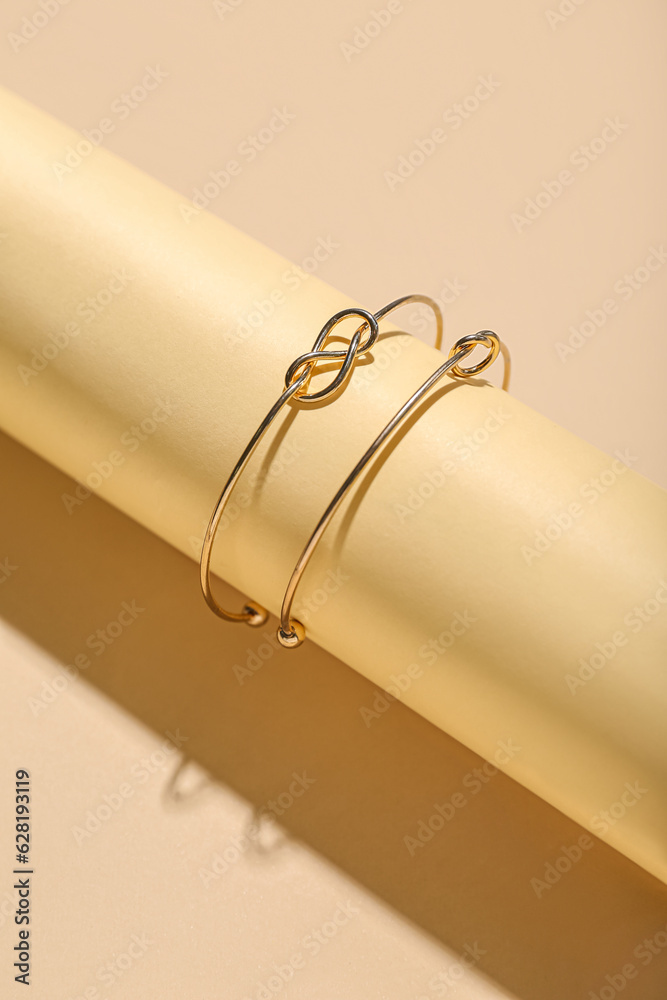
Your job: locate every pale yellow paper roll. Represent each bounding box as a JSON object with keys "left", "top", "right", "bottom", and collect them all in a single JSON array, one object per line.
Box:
[{"left": 1, "top": 87, "right": 666, "bottom": 883}]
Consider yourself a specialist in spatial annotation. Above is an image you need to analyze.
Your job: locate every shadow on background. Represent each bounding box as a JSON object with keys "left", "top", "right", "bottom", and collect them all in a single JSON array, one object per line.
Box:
[{"left": 1, "top": 429, "right": 666, "bottom": 1000}]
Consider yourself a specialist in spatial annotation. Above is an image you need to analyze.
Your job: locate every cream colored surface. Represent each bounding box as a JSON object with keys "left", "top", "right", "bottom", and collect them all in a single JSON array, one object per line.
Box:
[{"left": 0, "top": 1, "right": 666, "bottom": 997}]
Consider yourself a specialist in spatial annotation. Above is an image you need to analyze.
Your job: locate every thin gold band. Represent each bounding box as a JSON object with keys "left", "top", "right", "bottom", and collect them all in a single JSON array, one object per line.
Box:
[{"left": 200, "top": 294, "right": 509, "bottom": 647}]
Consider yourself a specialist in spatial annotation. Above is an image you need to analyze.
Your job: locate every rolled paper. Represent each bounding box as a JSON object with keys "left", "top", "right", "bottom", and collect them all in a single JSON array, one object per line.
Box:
[{"left": 0, "top": 86, "right": 665, "bottom": 883}]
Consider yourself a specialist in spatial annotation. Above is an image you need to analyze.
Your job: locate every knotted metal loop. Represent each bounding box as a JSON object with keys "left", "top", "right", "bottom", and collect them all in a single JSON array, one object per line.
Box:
[{"left": 284, "top": 307, "right": 379, "bottom": 402}]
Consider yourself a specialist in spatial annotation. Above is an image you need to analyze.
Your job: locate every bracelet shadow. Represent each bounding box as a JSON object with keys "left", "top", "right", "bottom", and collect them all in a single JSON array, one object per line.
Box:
[{"left": 1, "top": 428, "right": 666, "bottom": 1000}]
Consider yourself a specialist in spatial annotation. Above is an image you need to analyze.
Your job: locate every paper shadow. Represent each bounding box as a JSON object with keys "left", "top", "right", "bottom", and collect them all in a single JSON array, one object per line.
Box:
[{"left": 1, "top": 429, "right": 666, "bottom": 1000}]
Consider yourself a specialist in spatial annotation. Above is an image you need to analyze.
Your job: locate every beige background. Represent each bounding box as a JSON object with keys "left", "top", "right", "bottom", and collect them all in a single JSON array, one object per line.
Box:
[{"left": 0, "top": 1, "right": 666, "bottom": 998}]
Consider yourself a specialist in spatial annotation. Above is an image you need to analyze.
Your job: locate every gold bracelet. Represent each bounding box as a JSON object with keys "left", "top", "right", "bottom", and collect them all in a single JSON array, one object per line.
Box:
[{"left": 200, "top": 294, "right": 509, "bottom": 648}]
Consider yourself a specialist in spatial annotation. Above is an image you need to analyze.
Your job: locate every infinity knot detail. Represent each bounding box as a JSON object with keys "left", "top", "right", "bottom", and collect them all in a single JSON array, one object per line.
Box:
[{"left": 284, "top": 307, "right": 379, "bottom": 403}]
